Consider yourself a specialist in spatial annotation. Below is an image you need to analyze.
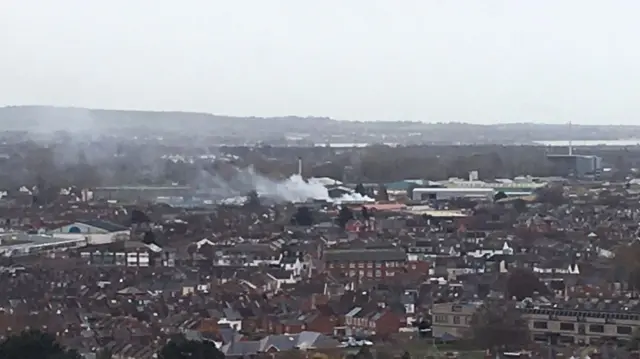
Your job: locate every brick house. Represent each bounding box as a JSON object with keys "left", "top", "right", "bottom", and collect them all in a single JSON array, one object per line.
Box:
[
  {"left": 323, "top": 247, "right": 407, "bottom": 280},
  {"left": 343, "top": 306, "right": 402, "bottom": 337}
]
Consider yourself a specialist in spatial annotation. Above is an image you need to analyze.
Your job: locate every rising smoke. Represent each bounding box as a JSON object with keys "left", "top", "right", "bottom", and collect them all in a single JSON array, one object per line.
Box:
[
  {"left": 201, "top": 167, "right": 374, "bottom": 204},
  {"left": 3, "top": 106, "right": 372, "bottom": 205}
]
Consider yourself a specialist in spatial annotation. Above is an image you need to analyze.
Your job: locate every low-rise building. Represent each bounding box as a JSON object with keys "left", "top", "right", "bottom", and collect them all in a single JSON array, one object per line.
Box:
[
  {"left": 323, "top": 247, "right": 407, "bottom": 279},
  {"left": 412, "top": 188, "right": 495, "bottom": 201},
  {"left": 432, "top": 300, "right": 640, "bottom": 346}
]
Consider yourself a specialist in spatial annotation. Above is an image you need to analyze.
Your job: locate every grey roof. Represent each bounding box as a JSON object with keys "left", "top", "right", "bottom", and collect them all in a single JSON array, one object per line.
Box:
[
  {"left": 117, "top": 286, "right": 145, "bottom": 295},
  {"left": 222, "top": 332, "right": 339, "bottom": 357},
  {"left": 223, "top": 340, "right": 262, "bottom": 357},
  {"left": 0, "top": 233, "right": 88, "bottom": 255},
  {"left": 324, "top": 248, "right": 406, "bottom": 262},
  {"left": 79, "top": 219, "right": 128, "bottom": 232},
  {"left": 222, "top": 308, "right": 243, "bottom": 321}
]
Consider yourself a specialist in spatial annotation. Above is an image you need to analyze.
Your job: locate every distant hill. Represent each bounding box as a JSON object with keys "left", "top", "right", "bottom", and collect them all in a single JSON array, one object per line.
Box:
[{"left": 1, "top": 105, "right": 638, "bottom": 144}]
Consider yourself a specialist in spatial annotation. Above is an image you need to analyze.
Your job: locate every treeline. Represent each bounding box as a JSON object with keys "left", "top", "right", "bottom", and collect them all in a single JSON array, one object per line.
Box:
[
  {"left": 2, "top": 143, "right": 639, "bottom": 191},
  {"left": 0, "top": 329, "right": 225, "bottom": 359}
]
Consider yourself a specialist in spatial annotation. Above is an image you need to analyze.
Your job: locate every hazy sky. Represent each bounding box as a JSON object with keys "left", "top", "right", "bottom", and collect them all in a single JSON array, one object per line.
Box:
[{"left": 2, "top": 1, "right": 640, "bottom": 124}]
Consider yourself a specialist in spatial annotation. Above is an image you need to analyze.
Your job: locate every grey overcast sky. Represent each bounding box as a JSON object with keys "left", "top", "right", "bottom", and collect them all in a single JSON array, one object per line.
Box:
[{"left": 1, "top": 0, "right": 640, "bottom": 124}]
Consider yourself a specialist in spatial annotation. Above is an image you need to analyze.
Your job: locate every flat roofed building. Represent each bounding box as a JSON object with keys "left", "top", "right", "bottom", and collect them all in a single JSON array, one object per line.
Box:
[
  {"left": 0, "top": 232, "right": 87, "bottom": 257},
  {"left": 432, "top": 301, "right": 640, "bottom": 345},
  {"left": 412, "top": 188, "right": 495, "bottom": 201},
  {"left": 93, "top": 185, "right": 192, "bottom": 202},
  {"left": 547, "top": 154, "right": 602, "bottom": 177},
  {"left": 431, "top": 302, "right": 481, "bottom": 339}
]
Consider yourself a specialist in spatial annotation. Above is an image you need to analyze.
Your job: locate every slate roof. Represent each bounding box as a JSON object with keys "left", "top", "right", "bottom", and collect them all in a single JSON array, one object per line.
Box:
[
  {"left": 222, "top": 332, "right": 339, "bottom": 357},
  {"left": 324, "top": 248, "right": 406, "bottom": 262}
]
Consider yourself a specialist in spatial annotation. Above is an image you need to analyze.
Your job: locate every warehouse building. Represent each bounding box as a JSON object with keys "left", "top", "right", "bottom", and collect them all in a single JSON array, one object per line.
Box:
[
  {"left": 411, "top": 188, "right": 495, "bottom": 201},
  {"left": 92, "top": 185, "right": 192, "bottom": 202},
  {"left": 546, "top": 154, "right": 602, "bottom": 177}
]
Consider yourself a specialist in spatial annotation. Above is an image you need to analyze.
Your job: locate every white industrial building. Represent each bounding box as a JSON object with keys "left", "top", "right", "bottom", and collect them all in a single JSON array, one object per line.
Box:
[
  {"left": 48, "top": 220, "right": 130, "bottom": 245},
  {"left": 0, "top": 233, "right": 88, "bottom": 257},
  {"left": 412, "top": 188, "right": 495, "bottom": 201}
]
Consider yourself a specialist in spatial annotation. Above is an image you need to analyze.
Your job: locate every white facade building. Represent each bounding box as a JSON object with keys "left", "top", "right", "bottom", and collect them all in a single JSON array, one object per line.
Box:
[{"left": 412, "top": 188, "right": 495, "bottom": 201}]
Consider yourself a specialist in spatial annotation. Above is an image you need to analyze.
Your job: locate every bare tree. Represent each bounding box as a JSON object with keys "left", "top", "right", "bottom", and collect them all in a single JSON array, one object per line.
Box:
[
  {"left": 468, "top": 298, "right": 530, "bottom": 351},
  {"left": 506, "top": 268, "right": 550, "bottom": 300}
]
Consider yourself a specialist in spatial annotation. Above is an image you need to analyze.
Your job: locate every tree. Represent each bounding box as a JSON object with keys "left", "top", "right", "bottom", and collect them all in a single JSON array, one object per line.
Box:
[
  {"left": 493, "top": 191, "right": 508, "bottom": 202},
  {"left": 0, "top": 329, "right": 81, "bottom": 359},
  {"left": 401, "top": 351, "right": 411, "bottom": 359},
  {"left": 337, "top": 206, "right": 354, "bottom": 229},
  {"left": 628, "top": 328, "right": 640, "bottom": 351},
  {"left": 376, "top": 349, "right": 393, "bottom": 359},
  {"left": 97, "top": 348, "right": 113, "bottom": 359},
  {"left": 142, "top": 231, "right": 156, "bottom": 245},
  {"left": 376, "top": 184, "right": 389, "bottom": 201},
  {"left": 131, "top": 209, "right": 151, "bottom": 224},
  {"left": 354, "top": 183, "right": 367, "bottom": 196},
  {"left": 468, "top": 298, "right": 530, "bottom": 351},
  {"left": 506, "top": 268, "right": 549, "bottom": 300},
  {"left": 535, "top": 185, "right": 565, "bottom": 205},
  {"left": 598, "top": 190, "right": 623, "bottom": 207},
  {"left": 292, "top": 206, "right": 313, "bottom": 226},
  {"left": 361, "top": 206, "right": 370, "bottom": 221},
  {"left": 355, "top": 346, "right": 373, "bottom": 359},
  {"left": 613, "top": 242, "right": 640, "bottom": 293},
  {"left": 245, "top": 190, "right": 261, "bottom": 207},
  {"left": 512, "top": 198, "right": 527, "bottom": 213},
  {"left": 158, "top": 334, "right": 225, "bottom": 359}
]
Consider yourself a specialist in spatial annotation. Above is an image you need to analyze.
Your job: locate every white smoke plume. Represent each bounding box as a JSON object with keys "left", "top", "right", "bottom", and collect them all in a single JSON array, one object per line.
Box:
[{"left": 203, "top": 167, "right": 374, "bottom": 204}]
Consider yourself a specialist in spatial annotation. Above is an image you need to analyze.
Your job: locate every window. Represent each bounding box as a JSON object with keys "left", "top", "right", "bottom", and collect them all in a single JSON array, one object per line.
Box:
[
  {"left": 533, "top": 321, "right": 548, "bottom": 329},
  {"left": 533, "top": 334, "right": 549, "bottom": 343},
  {"left": 589, "top": 324, "right": 604, "bottom": 333},
  {"left": 434, "top": 315, "right": 448, "bottom": 323},
  {"left": 453, "top": 316, "right": 460, "bottom": 324},
  {"left": 618, "top": 326, "right": 632, "bottom": 335},
  {"left": 375, "top": 270, "right": 381, "bottom": 277},
  {"left": 349, "top": 263, "right": 355, "bottom": 268},
  {"left": 358, "top": 262, "right": 365, "bottom": 268},
  {"left": 387, "top": 271, "right": 395, "bottom": 276},
  {"left": 367, "top": 262, "right": 373, "bottom": 268},
  {"left": 559, "top": 322, "right": 575, "bottom": 331},
  {"left": 559, "top": 335, "right": 575, "bottom": 345},
  {"left": 376, "top": 262, "right": 383, "bottom": 268}
]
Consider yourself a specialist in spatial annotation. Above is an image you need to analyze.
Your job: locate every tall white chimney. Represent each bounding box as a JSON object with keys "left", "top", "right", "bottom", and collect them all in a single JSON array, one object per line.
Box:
[
  {"left": 568, "top": 121, "right": 573, "bottom": 156},
  {"left": 297, "top": 157, "right": 303, "bottom": 176}
]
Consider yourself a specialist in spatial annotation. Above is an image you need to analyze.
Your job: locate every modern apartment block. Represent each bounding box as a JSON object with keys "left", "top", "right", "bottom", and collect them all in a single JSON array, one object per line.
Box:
[
  {"left": 431, "top": 302, "right": 480, "bottom": 339},
  {"left": 432, "top": 300, "right": 639, "bottom": 345}
]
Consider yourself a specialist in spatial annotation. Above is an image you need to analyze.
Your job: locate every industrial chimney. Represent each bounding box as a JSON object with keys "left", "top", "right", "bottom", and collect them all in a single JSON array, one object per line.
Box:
[{"left": 298, "top": 157, "right": 303, "bottom": 176}]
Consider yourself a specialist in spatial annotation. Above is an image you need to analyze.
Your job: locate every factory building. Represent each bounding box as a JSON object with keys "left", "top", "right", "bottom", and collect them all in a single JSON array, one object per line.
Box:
[
  {"left": 92, "top": 186, "right": 192, "bottom": 202},
  {"left": 546, "top": 154, "right": 602, "bottom": 177},
  {"left": 412, "top": 188, "right": 495, "bottom": 201}
]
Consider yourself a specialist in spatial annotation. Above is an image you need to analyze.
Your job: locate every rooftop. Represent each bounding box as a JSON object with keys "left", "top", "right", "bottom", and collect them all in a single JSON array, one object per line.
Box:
[
  {"left": 77, "top": 219, "right": 128, "bottom": 232},
  {"left": 94, "top": 186, "right": 191, "bottom": 191},
  {"left": 0, "top": 232, "right": 85, "bottom": 249},
  {"left": 412, "top": 187, "right": 495, "bottom": 193}
]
